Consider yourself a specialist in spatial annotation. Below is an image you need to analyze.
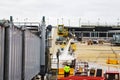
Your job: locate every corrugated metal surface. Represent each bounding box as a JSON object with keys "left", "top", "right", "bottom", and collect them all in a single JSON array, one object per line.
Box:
[
  {"left": 0, "top": 19, "right": 43, "bottom": 80},
  {"left": 25, "top": 30, "right": 41, "bottom": 80},
  {"left": 0, "top": 26, "right": 4, "bottom": 80},
  {"left": 9, "top": 27, "right": 22, "bottom": 80}
]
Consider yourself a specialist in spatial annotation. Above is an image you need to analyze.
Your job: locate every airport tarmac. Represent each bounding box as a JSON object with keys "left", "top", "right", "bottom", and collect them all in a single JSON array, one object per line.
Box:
[
  {"left": 75, "top": 42, "right": 120, "bottom": 69},
  {"left": 50, "top": 27, "right": 120, "bottom": 70}
]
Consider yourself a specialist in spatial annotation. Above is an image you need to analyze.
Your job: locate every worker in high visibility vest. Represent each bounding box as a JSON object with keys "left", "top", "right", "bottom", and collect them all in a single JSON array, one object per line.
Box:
[{"left": 64, "top": 64, "right": 70, "bottom": 77}]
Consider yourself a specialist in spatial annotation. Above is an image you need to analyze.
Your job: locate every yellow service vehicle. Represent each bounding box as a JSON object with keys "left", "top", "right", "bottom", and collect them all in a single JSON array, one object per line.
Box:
[
  {"left": 106, "top": 48, "right": 119, "bottom": 65},
  {"left": 106, "top": 59, "right": 119, "bottom": 64},
  {"left": 57, "top": 24, "right": 68, "bottom": 37},
  {"left": 60, "top": 41, "right": 67, "bottom": 50},
  {"left": 69, "top": 41, "right": 77, "bottom": 52}
]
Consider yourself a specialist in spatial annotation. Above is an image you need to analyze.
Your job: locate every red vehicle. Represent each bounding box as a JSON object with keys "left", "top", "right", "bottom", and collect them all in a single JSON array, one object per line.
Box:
[
  {"left": 104, "top": 71, "right": 119, "bottom": 80},
  {"left": 58, "top": 76, "right": 105, "bottom": 80}
]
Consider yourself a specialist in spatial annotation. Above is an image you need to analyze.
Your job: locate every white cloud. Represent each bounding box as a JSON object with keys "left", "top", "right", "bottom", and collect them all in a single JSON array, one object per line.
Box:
[{"left": 0, "top": 0, "right": 120, "bottom": 26}]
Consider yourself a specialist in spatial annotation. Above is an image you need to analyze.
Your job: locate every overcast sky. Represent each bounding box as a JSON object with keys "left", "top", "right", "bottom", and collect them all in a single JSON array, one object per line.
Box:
[{"left": 0, "top": 0, "right": 120, "bottom": 26}]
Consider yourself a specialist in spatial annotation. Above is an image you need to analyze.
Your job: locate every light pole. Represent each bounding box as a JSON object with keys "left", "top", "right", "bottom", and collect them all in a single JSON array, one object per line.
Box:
[
  {"left": 16, "top": 18, "right": 18, "bottom": 22},
  {"left": 24, "top": 18, "right": 28, "bottom": 25},
  {"left": 93, "top": 29, "right": 95, "bottom": 38},
  {"left": 117, "top": 18, "right": 119, "bottom": 26},
  {"left": 79, "top": 18, "right": 81, "bottom": 27},
  {"left": 57, "top": 19, "right": 59, "bottom": 25},
  {"left": 68, "top": 19, "right": 70, "bottom": 27},
  {"left": 62, "top": 18, "right": 64, "bottom": 24},
  {"left": 105, "top": 22, "right": 107, "bottom": 26},
  {"left": 97, "top": 18, "right": 100, "bottom": 26},
  {"left": 88, "top": 20, "right": 90, "bottom": 26},
  {"left": 47, "top": 18, "right": 49, "bottom": 25}
]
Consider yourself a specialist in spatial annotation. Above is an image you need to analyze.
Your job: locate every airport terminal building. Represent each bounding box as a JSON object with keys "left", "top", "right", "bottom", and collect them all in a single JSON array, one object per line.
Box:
[{"left": 65, "top": 25, "right": 120, "bottom": 41}]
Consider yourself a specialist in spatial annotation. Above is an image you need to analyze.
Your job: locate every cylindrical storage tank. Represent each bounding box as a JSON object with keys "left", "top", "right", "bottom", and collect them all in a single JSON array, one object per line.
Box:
[
  {"left": 24, "top": 30, "right": 41, "bottom": 80},
  {"left": 0, "top": 26, "right": 5, "bottom": 80}
]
